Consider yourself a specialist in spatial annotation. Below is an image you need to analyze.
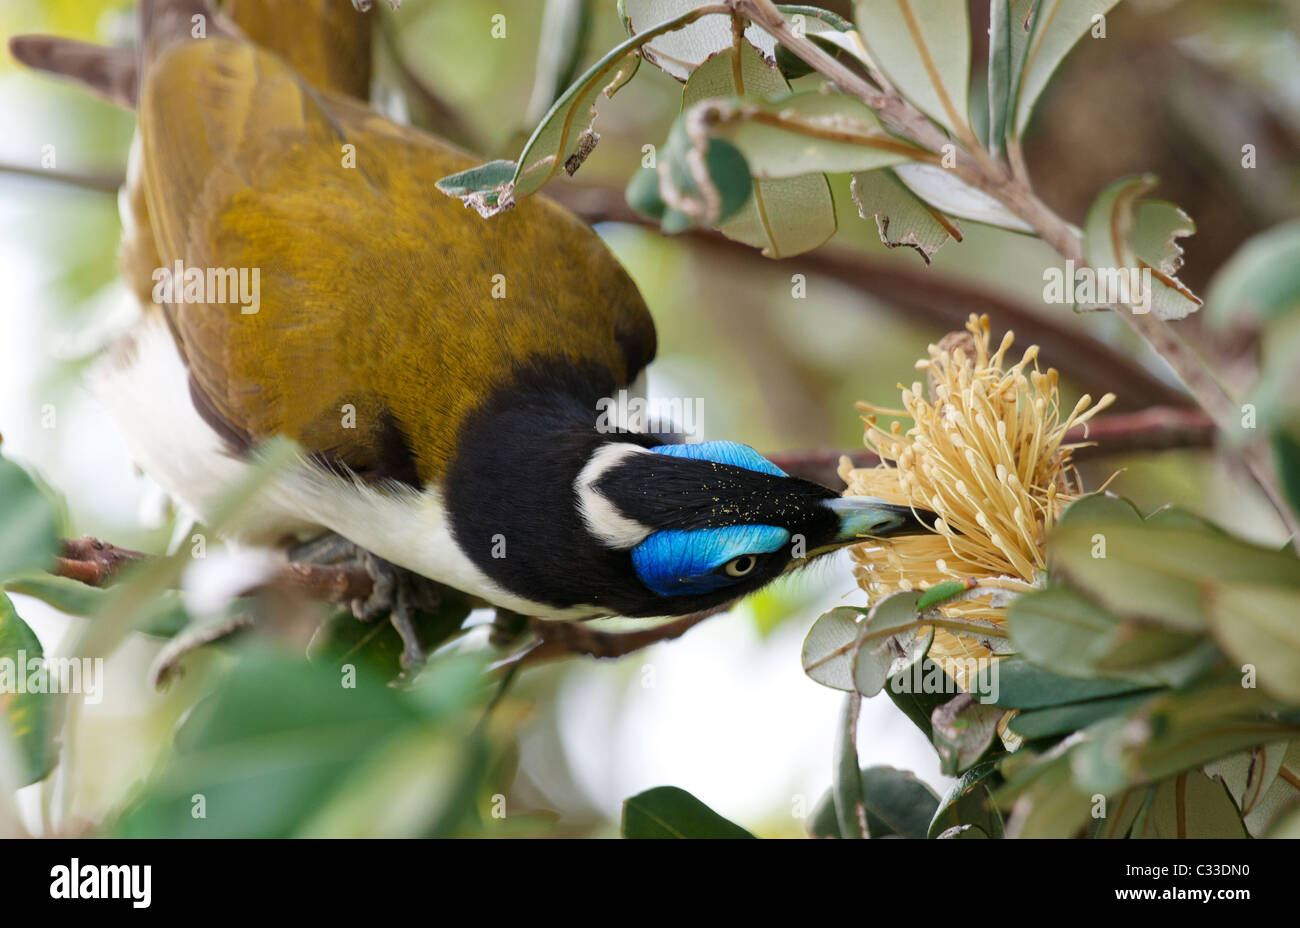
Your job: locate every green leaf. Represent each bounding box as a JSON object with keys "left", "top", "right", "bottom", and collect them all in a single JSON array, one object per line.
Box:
[
  {"left": 1007, "top": 585, "right": 1208, "bottom": 687},
  {"left": 3, "top": 574, "right": 193, "bottom": 638},
  {"left": 1206, "top": 219, "right": 1300, "bottom": 328},
  {"left": 677, "top": 42, "right": 836, "bottom": 257},
  {"left": 625, "top": 166, "right": 668, "bottom": 220},
  {"left": 1206, "top": 584, "right": 1300, "bottom": 703},
  {"left": 859, "top": 764, "right": 941, "bottom": 838},
  {"left": 851, "top": 590, "right": 929, "bottom": 697},
  {"left": 850, "top": 168, "right": 961, "bottom": 264},
  {"left": 1277, "top": 431, "right": 1300, "bottom": 521},
  {"left": 1090, "top": 786, "right": 1148, "bottom": 839},
  {"left": 1203, "top": 741, "right": 1294, "bottom": 830},
  {"left": 833, "top": 694, "right": 868, "bottom": 837},
  {"left": 1266, "top": 801, "right": 1300, "bottom": 838},
  {"left": 1007, "top": 690, "right": 1153, "bottom": 740},
  {"left": 1131, "top": 200, "right": 1196, "bottom": 278},
  {"left": 75, "top": 438, "right": 298, "bottom": 662},
  {"left": 1006, "top": 585, "right": 1121, "bottom": 678},
  {"left": 931, "top": 694, "right": 1003, "bottom": 775},
  {"left": 294, "top": 726, "right": 487, "bottom": 838},
  {"left": 1091, "top": 621, "right": 1216, "bottom": 688},
  {"left": 690, "top": 90, "right": 921, "bottom": 179},
  {"left": 307, "top": 591, "right": 471, "bottom": 679},
  {"left": 1049, "top": 511, "right": 1300, "bottom": 631},
  {"left": 621, "top": 786, "right": 755, "bottom": 838},
  {"left": 1072, "top": 679, "right": 1298, "bottom": 792},
  {"left": 1133, "top": 770, "right": 1249, "bottom": 839},
  {"left": 853, "top": 0, "right": 971, "bottom": 137},
  {"left": 1081, "top": 174, "right": 1202, "bottom": 320},
  {"left": 4, "top": 573, "right": 108, "bottom": 618},
  {"left": 1011, "top": 0, "right": 1119, "bottom": 136},
  {"left": 974, "top": 658, "right": 1152, "bottom": 709},
  {"left": 112, "top": 648, "right": 485, "bottom": 837},
  {"left": 886, "top": 657, "right": 954, "bottom": 739},
  {"left": 985, "top": 1, "right": 1016, "bottom": 155},
  {"left": 439, "top": 3, "right": 735, "bottom": 213},
  {"left": 807, "top": 788, "right": 842, "bottom": 837},
  {"left": 1244, "top": 314, "right": 1300, "bottom": 443},
  {"left": 928, "top": 761, "right": 1003, "bottom": 838},
  {"left": 0, "top": 594, "right": 57, "bottom": 786},
  {"left": 771, "top": 4, "right": 857, "bottom": 78},
  {"left": 774, "top": 34, "right": 842, "bottom": 80},
  {"left": 0, "top": 455, "right": 60, "bottom": 582},
  {"left": 524, "top": 0, "right": 595, "bottom": 125},
  {"left": 893, "top": 163, "right": 1034, "bottom": 232},
  {"left": 660, "top": 121, "right": 753, "bottom": 225},
  {"left": 621, "top": 0, "right": 770, "bottom": 82},
  {"left": 436, "top": 159, "right": 517, "bottom": 202},
  {"left": 721, "top": 174, "right": 837, "bottom": 258},
  {"left": 997, "top": 751, "right": 1095, "bottom": 838},
  {"left": 802, "top": 605, "right": 863, "bottom": 692}
]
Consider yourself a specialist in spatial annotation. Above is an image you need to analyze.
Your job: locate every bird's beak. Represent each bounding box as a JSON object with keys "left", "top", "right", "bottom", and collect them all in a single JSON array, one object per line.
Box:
[{"left": 812, "top": 496, "right": 937, "bottom": 556}]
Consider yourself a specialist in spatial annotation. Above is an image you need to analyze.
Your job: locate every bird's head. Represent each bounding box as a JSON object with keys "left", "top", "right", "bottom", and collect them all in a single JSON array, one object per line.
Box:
[
  {"left": 442, "top": 383, "right": 936, "bottom": 619},
  {"left": 567, "top": 440, "right": 935, "bottom": 617}
]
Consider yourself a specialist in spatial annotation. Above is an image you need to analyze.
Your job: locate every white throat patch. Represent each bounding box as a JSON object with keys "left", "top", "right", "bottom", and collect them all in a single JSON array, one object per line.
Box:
[{"left": 575, "top": 442, "right": 655, "bottom": 549}]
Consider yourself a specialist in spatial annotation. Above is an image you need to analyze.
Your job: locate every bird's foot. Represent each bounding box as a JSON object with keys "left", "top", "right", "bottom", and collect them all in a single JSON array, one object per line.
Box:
[
  {"left": 350, "top": 549, "right": 442, "bottom": 673},
  {"left": 290, "top": 532, "right": 442, "bottom": 673}
]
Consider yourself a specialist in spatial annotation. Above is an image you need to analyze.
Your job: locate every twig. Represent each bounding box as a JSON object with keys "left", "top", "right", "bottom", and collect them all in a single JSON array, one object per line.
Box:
[
  {"left": 552, "top": 182, "right": 1192, "bottom": 413},
  {"left": 0, "top": 161, "right": 123, "bottom": 194},
  {"left": 53, "top": 537, "right": 148, "bottom": 585},
  {"left": 733, "top": 0, "right": 1296, "bottom": 536},
  {"left": 49, "top": 536, "right": 374, "bottom": 603},
  {"left": 49, "top": 538, "right": 724, "bottom": 666},
  {"left": 496, "top": 609, "right": 724, "bottom": 671},
  {"left": 50, "top": 406, "right": 1214, "bottom": 592},
  {"left": 769, "top": 406, "right": 1216, "bottom": 488}
]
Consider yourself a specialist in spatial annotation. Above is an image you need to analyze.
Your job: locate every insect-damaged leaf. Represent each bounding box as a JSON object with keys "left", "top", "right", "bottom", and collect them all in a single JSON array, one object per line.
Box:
[
  {"left": 853, "top": 0, "right": 971, "bottom": 137},
  {"left": 851, "top": 167, "right": 961, "bottom": 263}
]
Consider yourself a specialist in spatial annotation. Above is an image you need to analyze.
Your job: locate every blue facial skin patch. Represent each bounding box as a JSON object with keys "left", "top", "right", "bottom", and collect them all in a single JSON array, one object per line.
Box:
[
  {"left": 650, "top": 441, "right": 788, "bottom": 477},
  {"left": 631, "top": 524, "right": 791, "bottom": 597}
]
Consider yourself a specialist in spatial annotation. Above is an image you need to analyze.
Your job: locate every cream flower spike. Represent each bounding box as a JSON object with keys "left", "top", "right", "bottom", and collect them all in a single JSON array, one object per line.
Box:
[{"left": 840, "top": 314, "right": 1116, "bottom": 685}]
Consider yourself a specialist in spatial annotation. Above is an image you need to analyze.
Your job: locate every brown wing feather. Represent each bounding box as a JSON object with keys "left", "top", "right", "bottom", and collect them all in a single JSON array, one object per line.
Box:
[{"left": 135, "top": 37, "right": 655, "bottom": 484}]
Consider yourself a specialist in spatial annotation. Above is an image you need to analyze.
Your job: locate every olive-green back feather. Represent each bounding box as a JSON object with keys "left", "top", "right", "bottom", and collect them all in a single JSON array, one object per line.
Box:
[{"left": 131, "top": 34, "right": 655, "bottom": 483}]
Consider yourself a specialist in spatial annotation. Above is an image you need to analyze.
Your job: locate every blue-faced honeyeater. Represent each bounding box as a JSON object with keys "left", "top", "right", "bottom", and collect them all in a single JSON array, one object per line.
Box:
[{"left": 12, "top": 0, "right": 933, "bottom": 658}]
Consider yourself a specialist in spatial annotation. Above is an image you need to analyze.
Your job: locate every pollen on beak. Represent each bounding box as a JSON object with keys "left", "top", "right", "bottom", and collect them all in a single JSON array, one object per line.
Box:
[{"left": 823, "top": 496, "right": 937, "bottom": 546}]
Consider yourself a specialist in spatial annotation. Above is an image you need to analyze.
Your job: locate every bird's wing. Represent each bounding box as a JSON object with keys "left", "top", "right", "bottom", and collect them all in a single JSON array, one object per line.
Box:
[{"left": 133, "top": 36, "right": 656, "bottom": 485}]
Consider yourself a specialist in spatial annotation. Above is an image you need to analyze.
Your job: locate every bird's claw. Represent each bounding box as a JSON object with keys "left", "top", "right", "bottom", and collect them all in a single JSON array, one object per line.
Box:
[{"left": 350, "top": 549, "right": 439, "bottom": 673}]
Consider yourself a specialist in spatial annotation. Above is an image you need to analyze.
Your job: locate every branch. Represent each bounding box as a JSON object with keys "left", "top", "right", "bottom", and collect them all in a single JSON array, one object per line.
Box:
[
  {"left": 550, "top": 184, "right": 1192, "bottom": 413},
  {"left": 769, "top": 406, "right": 1216, "bottom": 488},
  {"left": 496, "top": 609, "right": 724, "bottom": 671},
  {"left": 53, "top": 537, "right": 147, "bottom": 585},
  {"left": 0, "top": 161, "right": 123, "bottom": 194},
  {"left": 52, "top": 406, "right": 1214, "bottom": 590},
  {"left": 50, "top": 536, "right": 374, "bottom": 602},
  {"left": 49, "top": 537, "right": 724, "bottom": 667},
  {"left": 731, "top": 0, "right": 1297, "bottom": 537}
]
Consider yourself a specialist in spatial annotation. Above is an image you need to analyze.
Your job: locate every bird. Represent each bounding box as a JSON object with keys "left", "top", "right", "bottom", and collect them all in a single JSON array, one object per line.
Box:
[{"left": 12, "top": 0, "right": 935, "bottom": 667}]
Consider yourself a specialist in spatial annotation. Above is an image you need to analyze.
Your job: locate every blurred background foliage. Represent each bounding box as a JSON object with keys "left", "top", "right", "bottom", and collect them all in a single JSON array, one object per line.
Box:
[{"left": 0, "top": 0, "right": 1297, "bottom": 837}]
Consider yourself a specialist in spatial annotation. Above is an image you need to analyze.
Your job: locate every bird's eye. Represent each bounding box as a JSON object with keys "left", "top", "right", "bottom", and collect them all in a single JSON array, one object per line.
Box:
[{"left": 724, "top": 555, "right": 757, "bottom": 577}]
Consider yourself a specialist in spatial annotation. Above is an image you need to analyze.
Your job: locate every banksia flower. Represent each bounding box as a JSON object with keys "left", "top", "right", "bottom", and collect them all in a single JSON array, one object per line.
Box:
[{"left": 840, "top": 314, "right": 1115, "bottom": 684}]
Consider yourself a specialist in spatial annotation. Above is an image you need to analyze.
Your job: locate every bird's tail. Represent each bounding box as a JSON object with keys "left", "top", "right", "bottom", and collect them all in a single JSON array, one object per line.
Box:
[
  {"left": 9, "top": 0, "right": 371, "bottom": 107},
  {"left": 8, "top": 33, "right": 139, "bottom": 109},
  {"left": 9, "top": 0, "right": 216, "bottom": 109}
]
